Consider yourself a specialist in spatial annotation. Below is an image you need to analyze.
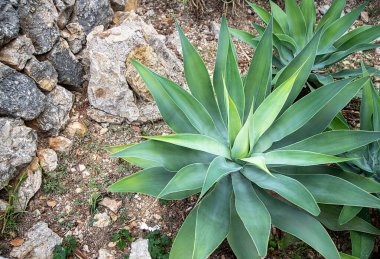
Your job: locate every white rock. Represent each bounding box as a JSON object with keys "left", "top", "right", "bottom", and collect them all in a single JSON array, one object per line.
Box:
[
  {"left": 78, "top": 164, "right": 86, "bottom": 172},
  {"left": 100, "top": 197, "right": 122, "bottom": 213},
  {"left": 0, "top": 199, "right": 9, "bottom": 212},
  {"left": 93, "top": 212, "right": 111, "bottom": 228},
  {"left": 37, "top": 148, "right": 58, "bottom": 172},
  {"left": 98, "top": 248, "right": 115, "bottom": 259},
  {"left": 361, "top": 11, "right": 369, "bottom": 23},
  {"left": 319, "top": 5, "right": 330, "bottom": 15},
  {"left": 10, "top": 221, "right": 62, "bottom": 259},
  {"left": 129, "top": 239, "right": 151, "bottom": 259}
]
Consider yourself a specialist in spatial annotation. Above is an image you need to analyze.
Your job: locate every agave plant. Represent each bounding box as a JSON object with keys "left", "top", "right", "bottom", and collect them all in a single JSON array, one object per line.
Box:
[
  {"left": 107, "top": 17, "right": 380, "bottom": 258},
  {"left": 231, "top": 0, "right": 380, "bottom": 87}
]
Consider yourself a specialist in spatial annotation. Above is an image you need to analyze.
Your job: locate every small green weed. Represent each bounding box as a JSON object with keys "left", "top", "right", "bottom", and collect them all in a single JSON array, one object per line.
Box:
[
  {"left": 112, "top": 229, "right": 135, "bottom": 250},
  {"left": 144, "top": 230, "right": 172, "bottom": 259},
  {"left": 52, "top": 235, "right": 77, "bottom": 259},
  {"left": 89, "top": 192, "right": 103, "bottom": 214}
]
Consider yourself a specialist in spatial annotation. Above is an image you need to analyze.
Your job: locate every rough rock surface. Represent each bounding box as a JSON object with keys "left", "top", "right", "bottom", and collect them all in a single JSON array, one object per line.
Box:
[
  {"left": 35, "top": 85, "right": 74, "bottom": 135},
  {"left": 110, "top": 0, "right": 126, "bottom": 11},
  {"left": 0, "top": 35, "right": 35, "bottom": 71},
  {"left": 53, "top": 0, "right": 76, "bottom": 29},
  {"left": 87, "top": 107, "right": 125, "bottom": 124},
  {"left": 61, "top": 22, "right": 86, "bottom": 54},
  {"left": 10, "top": 221, "right": 62, "bottom": 259},
  {"left": 65, "top": 121, "right": 87, "bottom": 137},
  {"left": 48, "top": 136, "right": 72, "bottom": 152},
  {"left": 129, "top": 239, "right": 151, "bottom": 259},
  {"left": 0, "top": 0, "right": 20, "bottom": 47},
  {"left": 86, "top": 12, "right": 183, "bottom": 123},
  {"left": 0, "top": 118, "right": 37, "bottom": 190},
  {"left": 93, "top": 212, "right": 111, "bottom": 228},
  {"left": 46, "top": 38, "right": 84, "bottom": 89},
  {"left": 14, "top": 158, "right": 42, "bottom": 211},
  {"left": 0, "top": 63, "right": 46, "bottom": 120},
  {"left": 37, "top": 148, "right": 58, "bottom": 172},
  {"left": 24, "top": 57, "right": 58, "bottom": 92},
  {"left": 18, "top": 0, "right": 60, "bottom": 54},
  {"left": 98, "top": 248, "right": 115, "bottom": 259},
  {"left": 73, "top": 0, "right": 113, "bottom": 34},
  {"left": 0, "top": 199, "right": 9, "bottom": 212}
]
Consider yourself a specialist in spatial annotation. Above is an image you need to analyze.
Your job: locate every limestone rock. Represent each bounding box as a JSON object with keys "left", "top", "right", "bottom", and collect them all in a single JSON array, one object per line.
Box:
[
  {"left": 100, "top": 197, "right": 122, "bottom": 213},
  {"left": 361, "top": 11, "right": 369, "bottom": 23},
  {"left": 14, "top": 157, "right": 42, "bottom": 211},
  {"left": 35, "top": 85, "right": 74, "bottom": 135},
  {"left": 61, "top": 22, "right": 86, "bottom": 54},
  {"left": 93, "top": 212, "right": 111, "bottom": 228},
  {"left": 0, "top": 0, "right": 20, "bottom": 47},
  {"left": 0, "top": 199, "right": 9, "bottom": 212},
  {"left": 125, "top": 0, "right": 138, "bottom": 11},
  {"left": 73, "top": 0, "right": 113, "bottom": 34},
  {"left": 18, "top": 0, "right": 60, "bottom": 54},
  {"left": 0, "top": 62, "right": 46, "bottom": 120},
  {"left": 319, "top": 5, "right": 330, "bottom": 15},
  {"left": 0, "top": 118, "right": 37, "bottom": 189},
  {"left": 0, "top": 35, "right": 35, "bottom": 71},
  {"left": 129, "top": 239, "right": 151, "bottom": 259},
  {"left": 53, "top": 0, "right": 75, "bottom": 29},
  {"left": 46, "top": 38, "right": 84, "bottom": 89},
  {"left": 48, "top": 136, "right": 73, "bottom": 152},
  {"left": 10, "top": 221, "right": 62, "bottom": 259},
  {"left": 24, "top": 56, "right": 58, "bottom": 92},
  {"left": 87, "top": 107, "right": 125, "bottom": 124},
  {"left": 98, "top": 248, "right": 115, "bottom": 259},
  {"left": 86, "top": 12, "right": 183, "bottom": 123},
  {"left": 37, "top": 149, "right": 58, "bottom": 172},
  {"left": 65, "top": 121, "right": 87, "bottom": 137}
]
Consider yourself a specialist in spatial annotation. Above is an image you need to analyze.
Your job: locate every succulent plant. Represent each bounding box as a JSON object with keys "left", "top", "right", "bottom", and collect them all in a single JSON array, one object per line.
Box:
[{"left": 107, "top": 17, "right": 380, "bottom": 258}]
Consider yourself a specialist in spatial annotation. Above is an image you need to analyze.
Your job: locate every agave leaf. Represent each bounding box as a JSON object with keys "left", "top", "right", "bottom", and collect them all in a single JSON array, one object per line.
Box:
[
  {"left": 193, "top": 177, "right": 232, "bottom": 258},
  {"left": 244, "top": 18, "right": 273, "bottom": 116},
  {"left": 253, "top": 78, "right": 354, "bottom": 152},
  {"left": 270, "top": 1, "right": 288, "bottom": 33},
  {"left": 335, "top": 25, "right": 380, "bottom": 51},
  {"left": 371, "top": 81, "right": 380, "bottom": 131},
  {"left": 231, "top": 107, "right": 252, "bottom": 159},
  {"left": 276, "top": 34, "right": 297, "bottom": 53},
  {"left": 199, "top": 157, "right": 241, "bottom": 199},
  {"left": 285, "top": 0, "right": 307, "bottom": 48},
  {"left": 350, "top": 231, "right": 375, "bottom": 259},
  {"left": 158, "top": 163, "right": 208, "bottom": 200},
  {"left": 318, "top": 3, "right": 366, "bottom": 54},
  {"left": 144, "top": 134, "right": 230, "bottom": 159},
  {"left": 272, "top": 77, "right": 369, "bottom": 148},
  {"left": 291, "top": 174, "right": 380, "bottom": 209},
  {"left": 226, "top": 42, "right": 245, "bottom": 118},
  {"left": 176, "top": 21, "right": 225, "bottom": 136},
  {"left": 227, "top": 196, "right": 261, "bottom": 259},
  {"left": 257, "top": 191, "right": 340, "bottom": 259},
  {"left": 329, "top": 112, "right": 350, "bottom": 130},
  {"left": 231, "top": 173, "right": 271, "bottom": 256},
  {"left": 317, "top": 204, "right": 380, "bottom": 235},
  {"left": 242, "top": 166, "right": 320, "bottom": 216},
  {"left": 131, "top": 60, "right": 198, "bottom": 134},
  {"left": 108, "top": 167, "right": 175, "bottom": 195},
  {"left": 104, "top": 143, "right": 135, "bottom": 154},
  {"left": 360, "top": 73, "right": 374, "bottom": 131},
  {"left": 339, "top": 206, "right": 362, "bottom": 225},
  {"left": 247, "top": 150, "right": 353, "bottom": 166},
  {"left": 213, "top": 16, "right": 230, "bottom": 124},
  {"left": 274, "top": 29, "right": 321, "bottom": 109},
  {"left": 316, "top": 0, "right": 346, "bottom": 30},
  {"left": 228, "top": 97, "right": 242, "bottom": 146},
  {"left": 300, "top": 0, "right": 316, "bottom": 39},
  {"left": 229, "top": 28, "right": 259, "bottom": 48},
  {"left": 111, "top": 140, "right": 215, "bottom": 172},
  {"left": 279, "top": 130, "right": 380, "bottom": 155}
]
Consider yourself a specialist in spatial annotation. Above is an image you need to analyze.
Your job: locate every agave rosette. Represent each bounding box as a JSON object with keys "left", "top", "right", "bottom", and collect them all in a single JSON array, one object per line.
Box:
[
  {"left": 231, "top": 0, "right": 380, "bottom": 87},
  {"left": 107, "top": 17, "right": 380, "bottom": 258}
]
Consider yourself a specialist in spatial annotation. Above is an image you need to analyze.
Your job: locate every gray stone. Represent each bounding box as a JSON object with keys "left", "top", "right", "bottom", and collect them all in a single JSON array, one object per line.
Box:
[
  {"left": 74, "top": 0, "right": 113, "bottom": 34},
  {"left": 61, "top": 22, "right": 86, "bottom": 54},
  {"left": 0, "top": 199, "right": 9, "bottom": 212},
  {"left": 361, "top": 11, "right": 369, "bottom": 23},
  {"left": 87, "top": 107, "right": 125, "bottom": 124},
  {"left": 98, "top": 248, "right": 115, "bottom": 259},
  {"left": 0, "top": 35, "right": 34, "bottom": 71},
  {"left": 319, "top": 5, "right": 330, "bottom": 15},
  {"left": 93, "top": 212, "right": 111, "bottom": 228},
  {"left": 0, "top": 62, "right": 46, "bottom": 120},
  {"left": 18, "top": 0, "right": 60, "bottom": 54},
  {"left": 86, "top": 12, "right": 183, "bottom": 123},
  {"left": 129, "top": 239, "right": 151, "bottom": 259},
  {"left": 0, "top": 118, "right": 37, "bottom": 190},
  {"left": 14, "top": 158, "right": 42, "bottom": 211},
  {"left": 46, "top": 38, "right": 84, "bottom": 89},
  {"left": 24, "top": 56, "right": 58, "bottom": 92},
  {"left": 37, "top": 148, "right": 58, "bottom": 172},
  {"left": 0, "top": 0, "right": 20, "bottom": 47},
  {"left": 53, "top": 0, "right": 75, "bottom": 29},
  {"left": 10, "top": 221, "right": 62, "bottom": 259},
  {"left": 35, "top": 85, "right": 74, "bottom": 135}
]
